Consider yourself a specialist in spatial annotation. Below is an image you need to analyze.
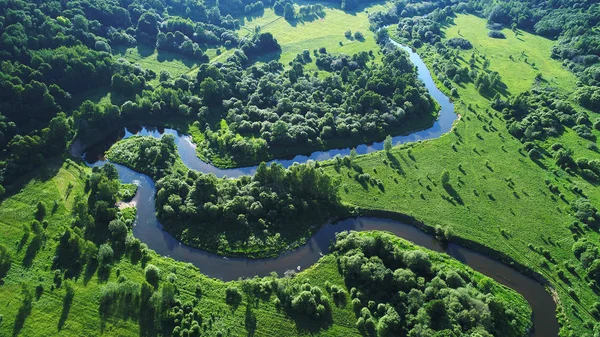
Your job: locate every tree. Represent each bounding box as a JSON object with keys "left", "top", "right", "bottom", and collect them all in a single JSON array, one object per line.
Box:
[
  {"left": 0, "top": 244, "right": 11, "bottom": 281},
  {"left": 588, "top": 259, "right": 600, "bottom": 283},
  {"left": 200, "top": 78, "right": 222, "bottom": 105},
  {"left": 284, "top": 3, "right": 295, "bottom": 20},
  {"left": 384, "top": 135, "right": 392, "bottom": 152},
  {"left": 225, "top": 286, "right": 242, "bottom": 305},
  {"left": 98, "top": 243, "right": 114, "bottom": 266},
  {"left": 441, "top": 170, "right": 450, "bottom": 186},
  {"left": 145, "top": 264, "right": 161, "bottom": 287}
]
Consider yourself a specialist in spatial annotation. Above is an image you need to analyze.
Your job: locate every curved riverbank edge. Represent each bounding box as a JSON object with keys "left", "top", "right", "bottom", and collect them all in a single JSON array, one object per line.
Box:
[{"left": 358, "top": 208, "right": 552, "bottom": 287}]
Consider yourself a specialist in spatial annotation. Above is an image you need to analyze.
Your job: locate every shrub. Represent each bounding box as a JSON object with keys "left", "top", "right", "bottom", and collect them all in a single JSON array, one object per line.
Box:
[
  {"left": 446, "top": 37, "right": 472, "bottom": 50},
  {"left": 145, "top": 264, "right": 160, "bottom": 287},
  {"left": 225, "top": 286, "right": 242, "bottom": 306},
  {"left": 97, "top": 244, "right": 114, "bottom": 266},
  {"left": 488, "top": 30, "right": 506, "bottom": 39}
]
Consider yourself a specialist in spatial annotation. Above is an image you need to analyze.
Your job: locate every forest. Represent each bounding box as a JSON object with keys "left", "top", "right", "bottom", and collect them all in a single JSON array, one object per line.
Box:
[{"left": 155, "top": 161, "right": 343, "bottom": 257}]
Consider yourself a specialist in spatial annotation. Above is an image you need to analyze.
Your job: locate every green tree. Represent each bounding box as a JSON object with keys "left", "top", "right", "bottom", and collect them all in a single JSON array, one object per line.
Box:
[
  {"left": 0, "top": 244, "right": 11, "bottom": 280},
  {"left": 441, "top": 170, "right": 450, "bottom": 186},
  {"left": 384, "top": 135, "right": 392, "bottom": 152},
  {"left": 284, "top": 3, "right": 295, "bottom": 20},
  {"left": 145, "top": 264, "right": 161, "bottom": 287}
]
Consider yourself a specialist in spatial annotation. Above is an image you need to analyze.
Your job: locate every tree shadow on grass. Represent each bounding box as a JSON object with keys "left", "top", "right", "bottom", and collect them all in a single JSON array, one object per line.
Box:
[
  {"left": 22, "top": 235, "right": 43, "bottom": 268},
  {"left": 1, "top": 159, "right": 63, "bottom": 204},
  {"left": 83, "top": 259, "right": 98, "bottom": 285},
  {"left": 13, "top": 286, "right": 33, "bottom": 337},
  {"left": 386, "top": 152, "right": 405, "bottom": 176},
  {"left": 252, "top": 50, "right": 282, "bottom": 64},
  {"left": 443, "top": 183, "right": 464, "bottom": 205},
  {"left": 58, "top": 285, "right": 74, "bottom": 331},
  {"left": 245, "top": 305, "right": 257, "bottom": 337},
  {"left": 288, "top": 312, "right": 333, "bottom": 334}
]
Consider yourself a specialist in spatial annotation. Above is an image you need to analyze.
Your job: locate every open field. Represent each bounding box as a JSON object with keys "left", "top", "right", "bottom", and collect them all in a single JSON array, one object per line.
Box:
[
  {"left": 330, "top": 14, "right": 599, "bottom": 336},
  {"left": 238, "top": 2, "right": 389, "bottom": 69},
  {"left": 444, "top": 15, "right": 577, "bottom": 95}
]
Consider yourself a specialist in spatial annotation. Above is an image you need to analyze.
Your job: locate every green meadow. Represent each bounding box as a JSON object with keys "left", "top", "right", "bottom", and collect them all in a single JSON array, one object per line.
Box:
[
  {"left": 330, "top": 14, "right": 599, "bottom": 336},
  {"left": 238, "top": 2, "right": 388, "bottom": 69}
]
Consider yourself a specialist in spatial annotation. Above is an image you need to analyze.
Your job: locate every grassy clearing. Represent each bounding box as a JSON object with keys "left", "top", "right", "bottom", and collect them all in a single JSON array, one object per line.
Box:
[
  {"left": 238, "top": 2, "right": 389, "bottom": 69},
  {"left": 444, "top": 15, "right": 577, "bottom": 96},
  {"left": 327, "top": 14, "right": 599, "bottom": 336}
]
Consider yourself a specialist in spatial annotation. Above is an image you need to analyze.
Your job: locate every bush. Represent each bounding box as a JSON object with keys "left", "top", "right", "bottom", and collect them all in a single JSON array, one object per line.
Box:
[
  {"left": 225, "top": 286, "right": 242, "bottom": 306},
  {"left": 97, "top": 244, "right": 114, "bottom": 266},
  {"left": 145, "top": 264, "right": 160, "bottom": 287},
  {"left": 354, "top": 31, "right": 364, "bottom": 41},
  {"left": 446, "top": 37, "right": 473, "bottom": 50},
  {"left": 488, "top": 30, "right": 506, "bottom": 39}
]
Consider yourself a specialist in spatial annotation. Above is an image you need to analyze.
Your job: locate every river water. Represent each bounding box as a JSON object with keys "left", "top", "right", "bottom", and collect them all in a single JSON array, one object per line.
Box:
[{"left": 85, "top": 41, "right": 558, "bottom": 336}]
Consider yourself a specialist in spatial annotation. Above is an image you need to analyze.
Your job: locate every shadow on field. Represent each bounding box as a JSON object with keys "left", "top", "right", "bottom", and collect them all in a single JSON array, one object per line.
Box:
[{"left": 58, "top": 285, "right": 74, "bottom": 330}]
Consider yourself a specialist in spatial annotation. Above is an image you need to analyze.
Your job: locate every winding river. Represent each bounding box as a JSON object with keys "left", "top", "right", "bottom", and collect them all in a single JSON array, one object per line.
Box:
[{"left": 85, "top": 42, "right": 558, "bottom": 336}]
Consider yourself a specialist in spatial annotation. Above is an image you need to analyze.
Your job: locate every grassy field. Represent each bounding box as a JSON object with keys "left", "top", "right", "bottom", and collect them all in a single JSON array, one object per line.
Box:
[
  {"left": 444, "top": 15, "right": 577, "bottom": 95},
  {"left": 237, "top": 2, "right": 389, "bottom": 70},
  {"left": 0, "top": 157, "right": 529, "bottom": 336},
  {"left": 327, "top": 14, "right": 599, "bottom": 336}
]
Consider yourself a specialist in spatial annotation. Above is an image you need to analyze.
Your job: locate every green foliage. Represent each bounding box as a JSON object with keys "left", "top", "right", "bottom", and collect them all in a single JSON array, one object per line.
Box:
[
  {"left": 107, "top": 135, "right": 179, "bottom": 180},
  {"left": 155, "top": 162, "right": 342, "bottom": 257},
  {"left": 333, "top": 231, "right": 531, "bottom": 336},
  {"left": 98, "top": 243, "right": 114, "bottom": 266},
  {"left": 0, "top": 244, "right": 11, "bottom": 281},
  {"left": 225, "top": 286, "right": 242, "bottom": 306},
  {"left": 383, "top": 135, "right": 392, "bottom": 152},
  {"left": 145, "top": 264, "right": 161, "bottom": 288}
]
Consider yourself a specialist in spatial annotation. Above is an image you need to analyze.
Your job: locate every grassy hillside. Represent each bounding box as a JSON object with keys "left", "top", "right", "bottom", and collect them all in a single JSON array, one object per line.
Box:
[
  {"left": 238, "top": 2, "right": 388, "bottom": 69},
  {"left": 329, "top": 14, "right": 599, "bottom": 336}
]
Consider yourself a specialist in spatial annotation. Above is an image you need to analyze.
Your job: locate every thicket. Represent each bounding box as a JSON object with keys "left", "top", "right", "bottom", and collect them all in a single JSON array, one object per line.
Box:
[
  {"left": 493, "top": 90, "right": 588, "bottom": 142},
  {"left": 331, "top": 231, "right": 531, "bottom": 337},
  {"left": 0, "top": 0, "right": 276, "bottom": 188},
  {"left": 155, "top": 162, "right": 342, "bottom": 257},
  {"left": 106, "top": 135, "right": 179, "bottom": 180}
]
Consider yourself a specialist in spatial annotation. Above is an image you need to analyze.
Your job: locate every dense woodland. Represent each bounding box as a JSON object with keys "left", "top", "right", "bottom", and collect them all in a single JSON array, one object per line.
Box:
[
  {"left": 106, "top": 134, "right": 181, "bottom": 180},
  {"left": 106, "top": 134, "right": 343, "bottom": 257},
  {"left": 0, "top": 0, "right": 434, "bottom": 187},
  {"left": 330, "top": 231, "right": 532, "bottom": 337},
  {"left": 155, "top": 160, "right": 342, "bottom": 257}
]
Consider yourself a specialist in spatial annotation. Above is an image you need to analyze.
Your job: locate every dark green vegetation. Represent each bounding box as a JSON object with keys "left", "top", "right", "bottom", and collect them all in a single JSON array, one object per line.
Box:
[
  {"left": 194, "top": 47, "right": 434, "bottom": 167},
  {"left": 332, "top": 231, "right": 532, "bottom": 337},
  {"left": 106, "top": 134, "right": 344, "bottom": 257},
  {"left": 155, "top": 161, "right": 342, "bottom": 257},
  {"left": 106, "top": 134, "right": 184, "bottom": 180}
]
